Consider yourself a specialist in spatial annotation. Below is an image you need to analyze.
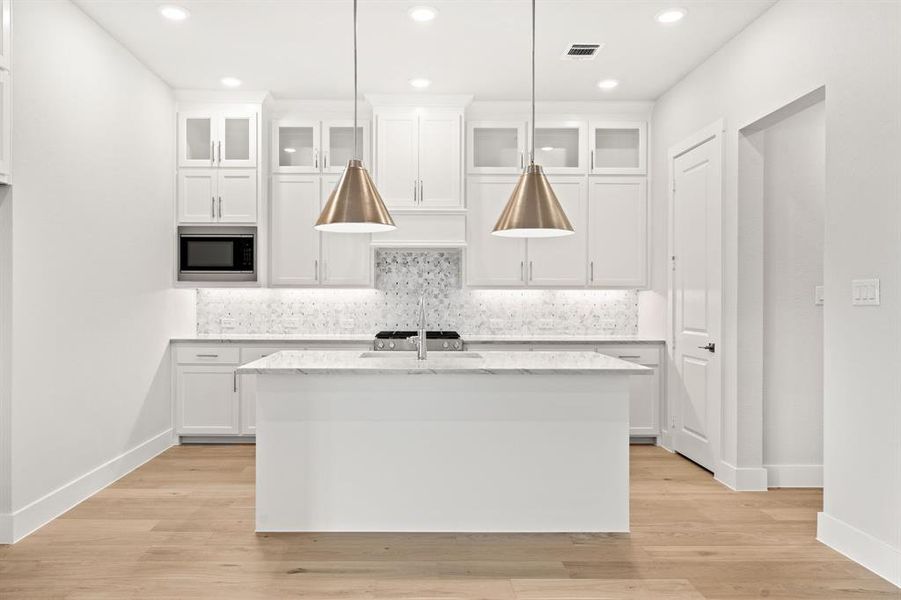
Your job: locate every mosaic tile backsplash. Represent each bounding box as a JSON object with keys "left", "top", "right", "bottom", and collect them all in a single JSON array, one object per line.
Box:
[{"left": 196, "top": 249, "right": 638, "bottom": 335}]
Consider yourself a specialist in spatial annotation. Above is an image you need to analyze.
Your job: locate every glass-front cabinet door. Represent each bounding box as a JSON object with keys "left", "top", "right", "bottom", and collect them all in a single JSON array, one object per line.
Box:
[
  {"left": 179, "top": 112, "right": 215, "bottom": 168},
  {"left": 218, "top": 113, "right": 257, "bottom": 168},
  {"left": 467, "top": 121, "right": 526, "bottom": 174},
  {"left": 589, "top": 121, "right": 647, "bottom": 175},
  {"left": 322, "top": 121, "right": 369, "bottom": 174},
  {"left": 272, "top": 121, "right": 321, "bottom": 174},
  {"left": 531, "top": 121, "right": 587, "bottom": 174}
]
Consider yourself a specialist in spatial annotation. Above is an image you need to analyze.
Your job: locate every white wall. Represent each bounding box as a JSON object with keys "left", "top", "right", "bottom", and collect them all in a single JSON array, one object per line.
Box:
[
  {"left": 762, "top": 101, "right": 825, "bottom": 485},
  {"left": 3, "top": 0, "right": 194, "bottom": 541},
  {"left": 650, "top": 0, "right": 900, "bottom": 584}
]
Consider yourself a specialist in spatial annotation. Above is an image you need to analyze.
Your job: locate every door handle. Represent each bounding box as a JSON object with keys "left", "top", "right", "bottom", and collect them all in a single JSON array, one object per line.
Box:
[{"left": 698, "top": 342, "right": 716, "bottom": 353}]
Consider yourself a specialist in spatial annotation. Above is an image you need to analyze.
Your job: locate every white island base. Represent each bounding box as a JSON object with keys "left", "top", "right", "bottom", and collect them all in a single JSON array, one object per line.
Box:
[{"left": 243, "top": 351, "right": 647, "bottom": 533}]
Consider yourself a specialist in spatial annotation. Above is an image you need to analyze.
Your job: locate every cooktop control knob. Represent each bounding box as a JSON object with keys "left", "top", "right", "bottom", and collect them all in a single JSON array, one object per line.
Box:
[
  {"left": 388, "top": 341, "right": 395, "bottom": 349},
  {"left": 442, "top": 341, "right": 449, "bottom": 348},
  {"left": 376, "top": 340, "right": 384, "bottom": 349},
  {"left": 454, "top": 341, "right": 462, "bottom": 349}
]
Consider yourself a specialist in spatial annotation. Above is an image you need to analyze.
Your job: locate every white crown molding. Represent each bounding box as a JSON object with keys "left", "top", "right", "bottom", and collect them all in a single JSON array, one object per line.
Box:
[
  {"left": 364, "top": 93, "right": 474, "bottom": 109},
  {"left": 174, "top": 89, "right": 271, "bottom": 104}
]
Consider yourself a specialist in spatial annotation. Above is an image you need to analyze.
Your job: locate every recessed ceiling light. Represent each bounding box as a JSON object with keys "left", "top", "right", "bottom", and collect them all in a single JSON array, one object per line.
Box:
[
  {"left": 159, "top": 5, "right": 189, "bottom": 21},
  {"left": 220, "top": 77, "right": 242, "bottom": 88},
  {"left": 597, "top": 79, "right": 619, "bottom": 90},
  {"left": 655, "top": 8, "right": 686, "bottom": 24},
  {"left": 540, "top": 146, "right": 555, "bottom": 152},
  {"left": 409, "top": 78, "right": 431, "bottom": 89},
  {"left": 283, "top": 148, "right": 296, "bottom": 154},
  {"left": 408, "top": 6, "right": 437, "bottom": 22}
]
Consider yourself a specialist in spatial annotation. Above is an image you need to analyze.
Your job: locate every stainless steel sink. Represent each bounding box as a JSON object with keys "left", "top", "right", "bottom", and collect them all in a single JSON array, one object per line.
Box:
[{"left": 359, "top": 351, "right": 483, "bottom": 359}]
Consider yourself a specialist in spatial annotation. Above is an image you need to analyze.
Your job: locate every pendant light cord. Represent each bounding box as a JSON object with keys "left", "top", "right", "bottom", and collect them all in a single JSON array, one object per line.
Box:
[
  {"left": 530, "top": 0, "right": 535, "bottom": 167},
  {"left": 353, "top": 0, "right": 359, "bottom": 161}
]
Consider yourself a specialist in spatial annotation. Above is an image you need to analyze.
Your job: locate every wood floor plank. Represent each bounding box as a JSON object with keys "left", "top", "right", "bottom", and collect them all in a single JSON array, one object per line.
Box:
[{"left": 0, "top": 445, "right": 895, "bottom": 599}]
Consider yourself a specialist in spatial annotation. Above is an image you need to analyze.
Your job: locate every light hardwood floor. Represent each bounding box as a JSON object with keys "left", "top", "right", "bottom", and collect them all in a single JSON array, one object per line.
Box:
[{"left": 0, "top": 445, "right": 896, "bottom": 599}]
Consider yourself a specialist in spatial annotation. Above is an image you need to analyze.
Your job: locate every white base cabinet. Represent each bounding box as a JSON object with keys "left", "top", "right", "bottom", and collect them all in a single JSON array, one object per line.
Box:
[{"left": 176, "top": 366, "right": 239, "bottom": 435}]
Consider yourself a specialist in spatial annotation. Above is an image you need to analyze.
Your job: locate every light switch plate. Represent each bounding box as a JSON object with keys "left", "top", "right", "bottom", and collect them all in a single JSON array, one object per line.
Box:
[
  {"left": 851, "top": 278, "right": 880, "bottom": 306},
  {"left": 814, "top": 286, "right": 824, "bottom": 306},
  {"left": 219, "top": 317, "right": 236, "bottom": 329}
]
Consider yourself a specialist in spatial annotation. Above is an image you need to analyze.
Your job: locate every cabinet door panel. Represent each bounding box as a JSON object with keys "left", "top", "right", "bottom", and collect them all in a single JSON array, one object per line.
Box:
[
  {"left": 527, "top": 177, "right": 587, "bottom": 287},
  {"left": 466, "top": 178, "right": 526, "bottom": 286},
  {"left": 179, "top": 112, "right": 216, "bottom": 168},
  {"left": 270, "top": 175, "right": 321, "bottom": 285},
  {"left": 419, "top": 111, "right": 462, "bottom": 207},
  {"left": 217, "top": 169, "right": 257, "bottom": 223},
  {"left": 177, "top": 169, "right": 217, "bottom": 223},
  {"left": 587, "top": 177, "right": 647, "bottom": 287},
  {"left": 468, "top": 121, "right": 526, "bottom": 175},
  {"left": 589, "top": 121, "right": 647, "bottom": 175},
  {"left": 532, "top": 121, "right": 588, "bottom": 174},
  {"left": 273, "top": 121, "right": 321, "bottom": 173},
  {"left": 176, "top": 367, "right": 238, "bottom": 435},
  {"left": 375, "top": 113, "right": 418, "bottom": 207},
  {"left": 323, "top": 121, "right": 369, "bottom": 174},
  {"left": 320, "top": 176, "right": 371, "bottom": 286},
  {"left": 0, "top": 70, "right": 10, "bottom": 179},
  {"left": 629, "top": 366, "right": 660, "bottom": 436},
  {"left": 219, "top": 113, "right": 257, "bottom": 167}
]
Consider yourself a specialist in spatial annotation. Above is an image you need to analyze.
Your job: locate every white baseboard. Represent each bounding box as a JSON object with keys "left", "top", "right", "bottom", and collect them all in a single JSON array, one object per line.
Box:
[
  {"left": 818, "top": 512, "right": 901, "bottom": 587},
  {"left": 765, "top": 463, "right": 823, "bottom": 488},
  {"left": 715, "top": 460, "right": 768, "bottom": 491},
  {"left": 0, "top": 429, "right": 174, "bottom": 544}
]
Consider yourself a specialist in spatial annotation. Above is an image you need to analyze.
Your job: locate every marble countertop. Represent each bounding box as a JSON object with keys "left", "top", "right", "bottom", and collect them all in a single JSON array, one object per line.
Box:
[
  {"left": 172, "top": 333, "right": 664, "bottom": 344},
  {"left": 236, "top": 350, "right": 652, "bottom": 376}
]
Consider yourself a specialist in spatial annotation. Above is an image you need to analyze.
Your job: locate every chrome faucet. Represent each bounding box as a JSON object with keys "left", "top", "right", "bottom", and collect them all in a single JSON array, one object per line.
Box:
[{"left": 407, "top": 294, "right": 428, "bottom": 360}]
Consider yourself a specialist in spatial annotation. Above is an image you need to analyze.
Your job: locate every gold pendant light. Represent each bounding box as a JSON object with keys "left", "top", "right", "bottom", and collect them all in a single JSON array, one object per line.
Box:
[
  {"left": 493, "top": 0, "right": 573, "bottom": 238},
  {"left": 315, "top": 0, "right": 396, "bottom": 234}
]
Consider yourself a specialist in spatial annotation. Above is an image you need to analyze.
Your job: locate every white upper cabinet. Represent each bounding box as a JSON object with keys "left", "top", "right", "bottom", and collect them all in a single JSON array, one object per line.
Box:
[
  {"left": 531, "top": 121, "right": 588, "bottom": 174},
  {"left": 589, "top": 121, "right": 647, "bottom": 175},
  {"left": 375, "top": 107, "right": 463, "bottom": 209},
  {"left": 587, "top": 177, "right": 648, "bottom": 288},
  {"left": 272, "top": 120, "right": 370, "bottom": 175},
  {"left": 270, "top": 175, "right": 321, "bottom": 286},
  {"left": 0, "top": 70, "right": 9, "bottom": 181},
  {"left": 322, "top": 121, "right": 369, "bottom": 174},
  {"left": 526, "top": 177, "right": 587, "bottom": 287},
  {"left": 177, "top": 169, "right": 257, "bottom": 224},
  {"left": 467, "top": 121, "right": 527, "bottom": 175},
  {"left": 319, "top": 175, "right": 372, "bottom": 286},
  {"left": 0, "top": 0, "right": 9, "bottom": 72},
  {"left": 178, "top": 110, "right": 258, "bottom": 168},
  {"left": 466, "top": 177, "right": 526, "bottom": 287},
  {"left": 269, "top": 175, "right": 371, "bottom": 287}
]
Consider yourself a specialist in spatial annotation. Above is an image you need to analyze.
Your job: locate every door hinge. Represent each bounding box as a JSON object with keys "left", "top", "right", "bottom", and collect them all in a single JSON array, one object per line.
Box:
[{"left": 671, "top": 255, "right": 677, "bottom": 271}]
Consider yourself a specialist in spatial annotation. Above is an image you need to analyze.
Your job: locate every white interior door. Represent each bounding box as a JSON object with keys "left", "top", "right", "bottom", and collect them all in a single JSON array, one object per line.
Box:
[
  {"left": 177, "top": 169, "right": 216, "bottom": 223},
  {"left": 217, "top": 169, "right": 257, "bottom": 223},
  {"left": 671, "top": 129, "right": 723, "bottom": 472},
  {"left": 527, "top": 177, "right": 587, "bottom": 286},
  {"left": 319, "top": 175, "right": 372, "bottom": 286},
  {"left": 375, "top": 112, "right": 419, "bottom": 207},
  {"left": 270, "top": 175, "right": 321, "bottom": 286},
  {"left": 419, "top": 110, "right": 462, "bottom": 207}
]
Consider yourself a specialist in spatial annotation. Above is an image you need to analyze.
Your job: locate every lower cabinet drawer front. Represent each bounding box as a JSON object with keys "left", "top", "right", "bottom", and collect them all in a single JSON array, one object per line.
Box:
[
  {"left": 176, "top": 345, "right": 240, "bottom": 365},
  {"left": 240, "top": 347, "right": 286, "bottom": 363},
  {"left": 596, "top": 345, "right": 660, "bottom": 365}
]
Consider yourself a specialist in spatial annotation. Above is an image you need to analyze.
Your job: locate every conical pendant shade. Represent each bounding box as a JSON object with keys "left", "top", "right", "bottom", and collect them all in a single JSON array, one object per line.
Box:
[
  {"left": 314, "top": 159, "right": 396, "bottom": 233},
  {"left": 492, "top": 165, "right": 574, "bottom": 237}
]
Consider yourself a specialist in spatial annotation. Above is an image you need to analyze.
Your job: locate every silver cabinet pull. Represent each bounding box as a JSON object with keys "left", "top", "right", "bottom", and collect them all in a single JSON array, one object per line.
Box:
[
  {"left": 529, "top": 261, "right": 534, "bottom": 281},
  {"left": 211, "top": 197, "right": 215, "bottom": 219},
  {"left": 413, "top": 180, "right": 417, "bottom": 205},
  {"left": 324, "top": 261, "right": 329, "bottom": 282},
  {"left": 314, "top": 149, "right": 319, "bottom": 169},
  {"left": 218, "top": 196, "right": 222, "bottom": 219},
  {"left": 210, "top": 141, "right": 215, "bottom": 165},
  {"left": 315, "top": 259, "right": 319, "bottom": 281},
  {"left": 196, "top": 354, "right": 219, "bottom": 358},
  {"left": 323, "top": 151, "right": 328, "bottom": 170},
  {"left": 233, "top": 371, "right": 237, "bottom": 393},
  {"left": 419, "top": 180, "right": 424, "bottom": 205},
  {"left": 520, "top": 261, "right": 525, "bottom": 282},
  {"left": 520, "top": 151, "right": 524, "bottom": 169},
  {"left": 618, "top": 355, "right": 641, "bottom": 360},
  {"left": 218, "top": 141, "right": 222, "bottom": 165},
  {"left": 591, "top": 150, "right": 595, "bottom": 171},
  {"left": 590, "top": 261, "right": 594, "bottom": 282}
]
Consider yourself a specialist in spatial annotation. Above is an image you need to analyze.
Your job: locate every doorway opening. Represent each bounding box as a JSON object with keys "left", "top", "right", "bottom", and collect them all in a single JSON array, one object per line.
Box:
[{"left": 738, "top": 87, "right": 826, "bottom": 488}]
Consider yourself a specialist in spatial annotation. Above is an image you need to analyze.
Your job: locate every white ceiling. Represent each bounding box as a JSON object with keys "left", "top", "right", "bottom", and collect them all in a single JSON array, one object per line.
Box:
[{"left": 74, "top": 0, "right": 776, "bottom": 101}]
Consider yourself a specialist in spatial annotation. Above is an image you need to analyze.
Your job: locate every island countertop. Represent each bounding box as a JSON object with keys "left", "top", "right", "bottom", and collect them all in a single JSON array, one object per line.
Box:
[{"left": 237, "top": 349, "right": 651, "bottom": 375}]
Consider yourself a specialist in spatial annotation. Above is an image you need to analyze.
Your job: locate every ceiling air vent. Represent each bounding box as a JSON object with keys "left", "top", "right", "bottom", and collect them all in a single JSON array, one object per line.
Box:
[{"left": 561, "top": 43, "right": 604, "bottom": 61}]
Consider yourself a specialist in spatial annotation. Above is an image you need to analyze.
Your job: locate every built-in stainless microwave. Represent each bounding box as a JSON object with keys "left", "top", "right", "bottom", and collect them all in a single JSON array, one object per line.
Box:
[{"left": 178, "top": 227, "right": 256, "bottom": 282}]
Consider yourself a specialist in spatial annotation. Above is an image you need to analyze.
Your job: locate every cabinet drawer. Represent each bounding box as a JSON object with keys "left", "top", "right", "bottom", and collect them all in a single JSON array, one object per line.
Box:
[
  {"left": 240, "top": 347, "right": 286, "bottom": 363},
  {"left": 596, "top": 345, "right": 659, "bottom": 365},
  {"left": 176, "top": 346, "right": 240, "bottom": 365}
]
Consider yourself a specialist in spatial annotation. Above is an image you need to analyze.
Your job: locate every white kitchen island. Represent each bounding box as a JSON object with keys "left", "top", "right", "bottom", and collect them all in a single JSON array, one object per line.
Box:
[{"left": 237, "top": 350, "right": 649, "bottom": 533}]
